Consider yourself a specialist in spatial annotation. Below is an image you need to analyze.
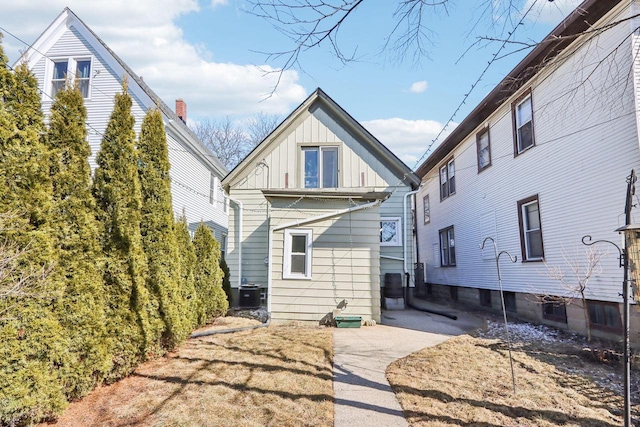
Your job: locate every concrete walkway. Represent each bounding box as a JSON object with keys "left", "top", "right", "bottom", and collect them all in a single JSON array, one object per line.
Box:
[{"left": 333, "top": 301, "right": 483, "bottom": 426}]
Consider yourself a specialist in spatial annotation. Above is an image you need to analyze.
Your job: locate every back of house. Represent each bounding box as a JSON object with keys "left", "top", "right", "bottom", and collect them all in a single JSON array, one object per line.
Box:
[{"left": 223, "top": 88, "right": 419, "bottom": 324}]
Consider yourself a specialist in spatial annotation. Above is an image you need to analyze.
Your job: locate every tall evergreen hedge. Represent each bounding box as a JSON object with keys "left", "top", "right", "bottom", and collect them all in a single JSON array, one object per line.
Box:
[
  {"left": 138, "top": 109, "right": 189, "bottom": 347},
  {"left": 0, "top": 42, "right": 68, "bottom": 424},
  {"left": 193, "top": 223, "right": 228, "bottom": 322},
  {"left": 92, "top": 82, "right": 158, "bottom": 380},
  {"left": 175, "top": 216, "right": 200, "bottom": 330},
  {"left": 47, "top": 84, "right": 111, "bottom": 399}
]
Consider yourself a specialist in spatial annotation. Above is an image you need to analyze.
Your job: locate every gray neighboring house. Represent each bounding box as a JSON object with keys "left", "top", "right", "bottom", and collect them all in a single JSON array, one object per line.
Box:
[{"left": 18, "top": 8, "right": 228, "bottom": 240}]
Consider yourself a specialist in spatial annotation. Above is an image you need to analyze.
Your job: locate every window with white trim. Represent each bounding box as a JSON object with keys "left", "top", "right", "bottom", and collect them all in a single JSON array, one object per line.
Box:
[
  {"left": 51, "top": 58, "right": 92, "bottom": 98},
  {"left": 518, "top": 195, "right": 544, "bottom": 261},
  {"left": 439, "top": 225, "right": 455, "bottom": 267},
  {"left": 513, "top": 91, "right": 534, "bottom": 154},
  {"left": 423, "top": 195, "right": 430, "bottom": 224},
  {"left": 283, "top": 229, "right": 312, "bottom": 279},
  {"left": 209, "top": 173, "right": 216, "bottom": 205},
  {"left": 302, "top": 146, "right": 338, "bottom": 188},
  {"left": 439, "top": 158, "right": 455, "bottom": 200},
  {"left": 380, "top": 217, "right": 401, "bottom": 246}
]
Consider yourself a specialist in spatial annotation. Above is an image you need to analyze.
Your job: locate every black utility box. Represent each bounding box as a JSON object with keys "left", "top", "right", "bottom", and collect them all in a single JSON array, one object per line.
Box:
[{"left": 238, "top": 284, "right": 261, "bottom": 308}]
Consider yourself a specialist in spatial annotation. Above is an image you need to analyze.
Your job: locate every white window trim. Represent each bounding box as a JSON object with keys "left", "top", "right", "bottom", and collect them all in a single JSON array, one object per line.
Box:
[
  {"left": 439, "top": 158, "right": 455, "bottom": 200},
  {"left": 380, "top": 217, "right": 402, "bottom": 247},
  {"left": 301, "top": 146, "right": 339, "bottom": 189},
  {"left": 46, "top": 56, "right": 93, "bottom": 99},
  {"left": 283, "top": 229, "right": 313, "bottom": 280},
  {"left": 521, "top": 199, "right": 543, "bottom": 261}
]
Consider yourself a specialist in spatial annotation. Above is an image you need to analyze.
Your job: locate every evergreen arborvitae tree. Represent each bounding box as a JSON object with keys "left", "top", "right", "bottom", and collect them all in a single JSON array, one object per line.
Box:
[
  {"left": 0, "top": 39, "right": 68, "bottom": 424},
  {"left": 193, "top": 223, "right": 228, "bottom": 323},
  {"left": 138, "top": 109, "right": 189, "bottom": 347},
  {"left": 220, "top": 256, "right": 232, "bottom": 307},
  {"left": 175, "top": 216, "right": 200, "bottom": 330},
  {"left": 92, "top": 81, "right": 159, "bottom": 380},
  {"left": 47, "top": 84, "right": 111, "bottom": 399}
]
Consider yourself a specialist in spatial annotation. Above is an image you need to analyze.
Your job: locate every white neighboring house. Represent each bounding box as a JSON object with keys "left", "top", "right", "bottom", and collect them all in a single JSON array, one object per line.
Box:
[
  {"left": 17, "top": 8, "right": 228, "bottom": 241},
  {"left": 415, "top": 0, "right": 640, "bottom": 343}
]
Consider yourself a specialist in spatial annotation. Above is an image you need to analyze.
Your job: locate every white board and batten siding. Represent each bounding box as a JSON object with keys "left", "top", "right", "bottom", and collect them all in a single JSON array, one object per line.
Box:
[
  {"left": 28, "top": 18, "right": 227, "bottom": 240},
  {"left": 225, "top": 91, "right": 417, "bottom": 323},
  {"left": 417, "top": 2, "right": 640, "bottom": 303}
]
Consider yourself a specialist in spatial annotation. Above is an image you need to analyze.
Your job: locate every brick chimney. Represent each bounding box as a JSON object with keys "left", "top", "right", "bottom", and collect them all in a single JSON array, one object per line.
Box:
[{"left": 175, "top": 99, "right": 187, "bottom": 123}]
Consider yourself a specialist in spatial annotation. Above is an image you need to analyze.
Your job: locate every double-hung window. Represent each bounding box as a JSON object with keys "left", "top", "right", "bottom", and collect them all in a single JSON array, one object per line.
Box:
[
  {"left": 283, "top": 229, "right": 312, "bottom": 279},
  {"left": 513, "top": 90, "right": 534, "bottom": 155},
  {"left": 423, "top": 195, "right": 430, "bottom": 224},
  {"left": 51, "top": 58, "right": 92, "bottom": 98},
  {"left": 439, "top": 225, "right": 455, "bottom": 267},
  {"left": 476, "top": 128, "right": 491, "bottom": 172},
  {"left": 517, "top": 195, "right": 544, "bottom": 261},
  {"left": 439, "top": 158, "right": 455, "bottom": 200},
  {"left": 302, "top": 146, "right": 338, "bottom": 188}
]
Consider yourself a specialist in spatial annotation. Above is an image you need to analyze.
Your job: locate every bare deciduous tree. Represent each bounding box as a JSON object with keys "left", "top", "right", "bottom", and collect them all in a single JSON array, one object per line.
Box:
[
  {"left": 544, "top": 246, "right": 604, "bottom": 341},
  {"left": 246, "top": 112, "right": 280, "bottom": 147},
  {"left": 192, "top": 117, "right": 250, "bottom": 170},
  {"left": 192, "top": 113, "right": 280, "bottom": 170}
]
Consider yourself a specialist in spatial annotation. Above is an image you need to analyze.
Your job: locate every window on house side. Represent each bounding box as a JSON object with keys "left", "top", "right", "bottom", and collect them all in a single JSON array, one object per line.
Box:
[
  {"left": 513, "top": 92, "right": 534, "bottom": 154},
  {"left": 423, "top": 194, "right": 430, "bottom": 224},
  {"left": 479, "top": 289, "right": 492, "bottom": 307},
  {"left": 51, "top": 59, "right": 92, "bottom": 98},
  {"left": 518, "top": 196, "right": 544, "bottom": 261},
  {"left": 380, "top": 217, "right": 402, "bottom": 246},
  {"left": 504, "top": 291, "right": 517, "bottom": 312},
  {"left": 439, "top": 158, "right": 455, "bottom": 200},
  {"left": 588, "top": 301, "right": 621, "bottom": 332},
  {"left": 52, "top": 61, "right": 68, "bottom": 97},
  {"left": 439, "top": 225, "right": 455, "bottom": 266},
  {"left": 209, "top": 173, "right": 215, "bottom": 205},
  {"left": 542, "top": 298, "right": 567, "bottom": 323},
  {"left": 476, "top": 128, "right": 491, "bottom": 171},
  {"left": 75, "top": 60, "right": 91, "bottom": 98},
  {"left": 302, "top": 146, "right": 338, "bottom": 188},
  {"left": 283, "top": 229, "right": 312, "bottom": 279}
]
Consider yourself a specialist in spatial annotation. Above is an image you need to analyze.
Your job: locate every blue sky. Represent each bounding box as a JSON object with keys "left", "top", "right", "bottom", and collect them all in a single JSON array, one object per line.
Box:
[{"left": 0, "top": 0, "right": 581, "bottom": 167}]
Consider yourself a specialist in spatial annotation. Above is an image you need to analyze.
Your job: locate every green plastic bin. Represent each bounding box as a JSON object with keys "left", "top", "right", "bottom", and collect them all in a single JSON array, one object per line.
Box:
[{"left": 335, "top": 315, "right": 362, "bottom": 328}]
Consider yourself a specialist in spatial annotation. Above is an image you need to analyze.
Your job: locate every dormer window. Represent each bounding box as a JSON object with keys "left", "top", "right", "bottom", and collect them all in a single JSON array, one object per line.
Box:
[
  {"left": 302, "top": 146, "right": 338, "bottom": 188},
  {"left": 50, "top": 58, "right": 92, "bottom": 98}
]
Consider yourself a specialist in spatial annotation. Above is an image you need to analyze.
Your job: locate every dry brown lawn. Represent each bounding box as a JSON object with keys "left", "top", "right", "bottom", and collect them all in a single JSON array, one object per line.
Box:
[
  {"left": 44, "top": 318, "right": 333, "bottom": 427},
  {"left": 388, "top": 322, "right": 640, "bottom": 426}
]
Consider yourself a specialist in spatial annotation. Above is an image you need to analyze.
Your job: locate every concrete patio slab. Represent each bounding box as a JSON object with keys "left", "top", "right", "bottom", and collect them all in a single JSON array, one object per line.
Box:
[{"left": 333, "top": 302, "right": 483, "bottom": 426}]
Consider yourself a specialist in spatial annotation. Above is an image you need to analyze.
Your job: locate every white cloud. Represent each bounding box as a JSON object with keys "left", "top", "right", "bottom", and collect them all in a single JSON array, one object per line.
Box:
[
  {"left": 409, "top": 80, "right": 428, "bottom": 94},
  {"left": 1, "top": 0, "right": 307, "bottom": 119},
  {"left": 362, "top": 118, "right": 456, "bottom": 168},
  {"left": 523, "top": 0, "right": 583, "bottom": 24}
]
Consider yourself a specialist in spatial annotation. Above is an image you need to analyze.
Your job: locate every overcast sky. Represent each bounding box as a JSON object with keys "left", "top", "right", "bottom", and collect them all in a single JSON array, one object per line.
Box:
[{"left": 0, "top": 0, "right": 581, "bottom": 167}]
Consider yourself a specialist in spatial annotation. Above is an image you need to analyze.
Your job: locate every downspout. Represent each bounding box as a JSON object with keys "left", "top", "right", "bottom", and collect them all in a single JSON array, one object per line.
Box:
[
  {"left": 403, "top": 188, "right": 420, "bottom": 279},
  {"left": 226, "top": 195, "right": 243, "bottom": 289},
  {"left": 267, "top": 199, "right": 383, "bottom": 313}
]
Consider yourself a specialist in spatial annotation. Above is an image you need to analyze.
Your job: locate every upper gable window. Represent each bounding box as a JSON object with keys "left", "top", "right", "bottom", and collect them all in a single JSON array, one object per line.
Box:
[
  {"left": 513, "top": 90, "right": 534, "bottom": 155},
  {"left": 439, "top": 158, "right": 455, "bottom": 200},
  {"left": 51, "top": 58, "right": 92, "bottom": 99},
  {"left": 302, "top": 146, "right": 338, "bottom": 188},
  {"left": 476, "top": 128, "right": 491, "bottom": 172}
]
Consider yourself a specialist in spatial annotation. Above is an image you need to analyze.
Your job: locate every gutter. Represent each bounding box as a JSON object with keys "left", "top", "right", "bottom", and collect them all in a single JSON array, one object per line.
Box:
[
  {"left": 226, "top": 195, "right": 243, "bottom": 289},
  {"left": 266, "top": 199, "right": 383, "bottom": 313}
]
